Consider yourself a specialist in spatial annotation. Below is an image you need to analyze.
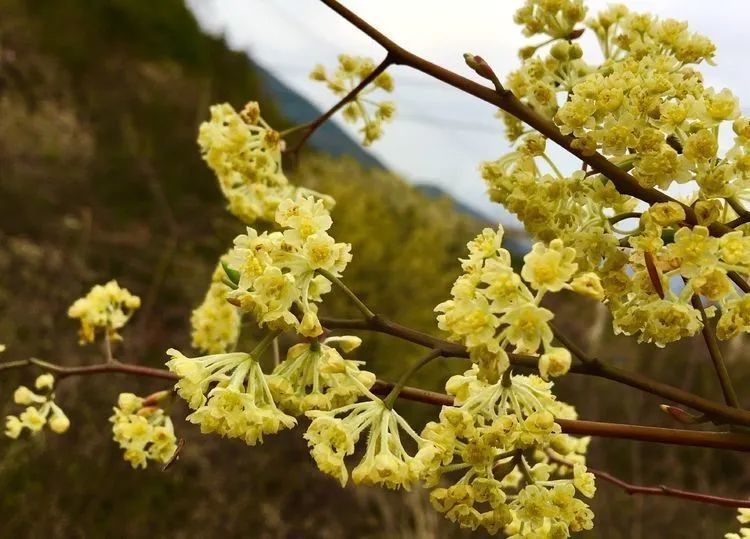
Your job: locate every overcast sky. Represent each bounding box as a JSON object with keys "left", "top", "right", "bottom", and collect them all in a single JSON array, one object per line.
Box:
[{"left": 187, "top": 0, "right": 750, "bottom": 222}]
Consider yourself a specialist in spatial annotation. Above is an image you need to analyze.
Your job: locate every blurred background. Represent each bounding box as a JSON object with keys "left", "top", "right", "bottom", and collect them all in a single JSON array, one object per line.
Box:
[{"left": 0, "top": 0, "right": 748, "bottom": 537}]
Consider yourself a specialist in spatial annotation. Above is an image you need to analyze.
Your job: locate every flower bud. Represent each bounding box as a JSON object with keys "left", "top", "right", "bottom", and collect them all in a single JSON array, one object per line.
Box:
[
  {"left": 13, "top": 386, "right": 37, "bottom": 406},
  {"left": 49, "top": 410, "right": 71, "bottom": 434},
  {"left": 34, "top": 374, "right": 55, "bottom": 391}
]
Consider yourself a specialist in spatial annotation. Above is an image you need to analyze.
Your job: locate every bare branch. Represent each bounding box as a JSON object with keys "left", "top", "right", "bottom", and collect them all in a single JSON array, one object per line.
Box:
[
  {"left": 692, "top": 296, "right": 741, "bottom": 408},
  {"left": 547, "top": 452, "right": 750, "bottom": 508},
  {"left": 370, "top": 381, "right": 750, "bottom": 452},
  {"left": 322, "top": 316, "right": 750, "bottom": 427}
]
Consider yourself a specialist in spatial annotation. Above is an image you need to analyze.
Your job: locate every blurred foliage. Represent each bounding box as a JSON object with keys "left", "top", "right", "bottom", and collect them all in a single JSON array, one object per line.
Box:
[{"left": 0, "top": 0, "right": 749, "bottom": 537}]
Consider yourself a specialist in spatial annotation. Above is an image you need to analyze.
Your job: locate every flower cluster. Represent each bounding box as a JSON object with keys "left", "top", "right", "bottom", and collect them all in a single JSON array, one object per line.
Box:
[
  {"left": 67, "top": 280, "right": 140, "bottom": 344},
  {"left": 726, "top": 509, "right": 750, "bottom": 539},
  {"left": 190, "top": 258, "right": 242, "bottom": 354},
  {"left": 607, "top": 221, "right": 750, "bottom": 346},
  {"left": 267, "top": 337, "right": 376, "bottom": 416},
  {"left": 110, "top": 392, "right": 178, "bottom": 469},
  {"left": 5, "top": 374, "right": 70, "bottom": 438},
  {"left": 484, "top": 2, "right": 750, "bottom": 349},
  {"left": 198, "top": 101, "right": 332, "bottom": 224},
  {"left": 166, "top": 341, "right": 296, "bottom": 445},
  {"left": 513, "top": 0, "right": 587, "bottom": 40},
  {"left": 424, "top": 366, "right": 594, "bottom": 536},
  {"left": 436, "top": 225, "right": 602, "bottom": 381},
  {"left": 310, "top": 54, "right": 395, "bottom": 146},
  {"left": 304, "top": 396, "right": 443, "bottom": 489},
  {"left": 480, "top": 143, "right": 635, "bottom": 272},
  {"left": 225, "top": 195, "right": 352, "bottom": 338}
]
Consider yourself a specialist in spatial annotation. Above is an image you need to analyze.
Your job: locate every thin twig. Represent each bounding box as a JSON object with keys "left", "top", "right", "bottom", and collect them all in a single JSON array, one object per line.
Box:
[
  {"left": 547, "top": 452, "right": 750, "bottom": 508},
  {"left": 318, "top": 269, "right": 376, "bottom": 320},
  {"left": 369, "top": 381, "right": 750, "bottom": 452},
  {"left": 550, "top": 322, "right": 597, "bottom": 365},
  {"left": 383, "top": 348, "right": 441, "bottom": 408},
  {"left": 103, "top": 332, "right": 115, "bottom": 364},
  {"left": 26, "top": 357, "right": 178, "bottom": 381},
  {"left": 691, "top": 296, "right": 741, "bottom": 408},
  {"left": 727, "top": 197, "right": 750, "bottom": 220},
  {"left": 287, "top": 54, "right": 394, "bottom": 156}
]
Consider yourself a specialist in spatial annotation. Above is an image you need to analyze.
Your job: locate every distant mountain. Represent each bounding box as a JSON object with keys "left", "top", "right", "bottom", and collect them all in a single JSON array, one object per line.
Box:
[
  {"left": 415, "top": 183, "right": 529, "bottom": 257},
  {"left": 414, "top": 183, "right": 490, "bottom": 222}
]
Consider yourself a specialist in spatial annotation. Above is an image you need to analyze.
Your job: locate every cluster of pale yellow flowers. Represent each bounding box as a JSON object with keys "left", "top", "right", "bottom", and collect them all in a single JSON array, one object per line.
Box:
[
  {"left": 5, "top": 374, "right": 70, "bottom": 438},
  {"left": 110, "top": 392, "right": 178, "bottom": 469},
  {"left": 166, "top": 343, "right": 296, "bottom": 445},
  {"left": 484, "top": 1, "right": 750, "bottom": 350},
  {"left": 605, "top": 214, "right": 750, "bottom": 346},
  {"left": 726, "top": 509, "right": 750, "bottom": 539},
  {"left": 481, "top": 135, "right": 636, "bottom": 272},
  {"left": 67, "top": 280, "right": 141, "bottom": 344},
  {"left": 224, "top": 195, "right": 352, "bottom": 338},
  {"left": 267, "top": 337, "right": 375, "bottom": 415},
  {"left": 310, "top": 54, "right": 395, "bottom": 146},
  {"left": 514, "top": 0, "right": 587, "bottom": 41},
  {"left": 304, "top": 396, "right": 443, "bottom": 490},
  {"left": 424, "top": 366, "right": 594, "bottom": 536},
  {"left": 197, "top": 101, "right": 333, "bottom": 224},
  {"left": 436, "top": 225, "right": 603, "bottom": 381}
]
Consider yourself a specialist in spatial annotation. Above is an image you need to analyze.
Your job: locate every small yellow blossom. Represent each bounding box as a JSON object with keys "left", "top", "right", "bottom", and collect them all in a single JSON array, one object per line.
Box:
[
  {"left": 267, "top": 339, "right": 375, "bottom": 416},
  {"left": 67, "top": 280, "right": 140, "bottom": 344},
  {"left": 522, "top": 239, "right": 578, "bottom": 292}
]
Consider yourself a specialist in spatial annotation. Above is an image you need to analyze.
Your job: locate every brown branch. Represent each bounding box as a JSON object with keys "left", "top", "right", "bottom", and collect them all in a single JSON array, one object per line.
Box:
[
  {"left": 728, "top": 270, "right": 750, "bottom": 293},
  {"left": 727, "top": 214, "right": 750, "bottom": 228},
  {"left": 319, "top": 0, "right": 733, "bottom": 237},
  {"left": 547, "top": 452, "right": 750, "bottom": 508},
  {"left": 321, "top": 316, "right": 750, "bottom": 427},
  {"left": 727, "top": 197, "right": 750, "bottom": 220},
  {"left": 370, "top": 381, "right": 750, "bottom": 452},
  {"left": 3, "top": 357, "right": 750, "bottom": 451},
  {"left": 26, "top": 358, "right": 178, "bottom": 381},
  {"left": 287, "top": 54, "right": 394, "bottom": 156},
  {"left": 692, "top": 296, "right": 741, "bottom": 408}
]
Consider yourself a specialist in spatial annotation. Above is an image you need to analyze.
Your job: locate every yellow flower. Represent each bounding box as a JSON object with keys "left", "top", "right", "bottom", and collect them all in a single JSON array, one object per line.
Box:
[
  {"left": 5, "top": 374, "right": 70, "bottom": 439},
  {"left": 539, "top": 347, "right": 572, "bottom": 379},
  {"left": 502, "top": 304, "right": 554, "bottom": 354},
  {"left": 305, "top": 399, "right": 439, "bottom": 490},
  {"left": 648, "top": 202, "right": 685, "bottom": 226},
  {"left": 571, "top": 463, "right": 597, "bottom": 499},
  {"left": 521, "top": 240, "right": 578, "bottom": 292}
]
